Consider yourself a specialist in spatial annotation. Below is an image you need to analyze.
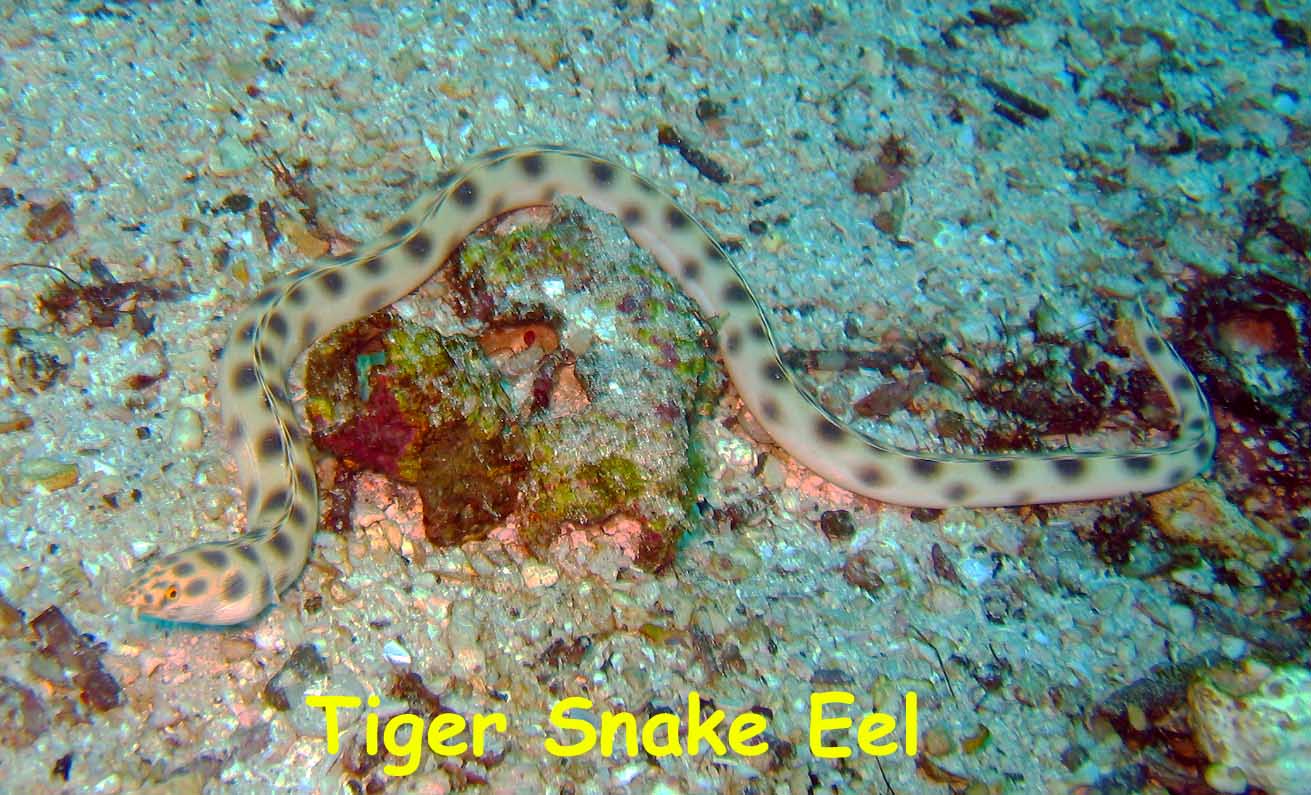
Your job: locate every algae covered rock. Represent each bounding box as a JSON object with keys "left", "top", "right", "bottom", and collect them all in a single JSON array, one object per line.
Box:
[
  {"left": 304, "top": 199, "right": 721, "bottom": 566},
  {"left": 1187, "top": 659, "right": 1311, "bottom": 795}
]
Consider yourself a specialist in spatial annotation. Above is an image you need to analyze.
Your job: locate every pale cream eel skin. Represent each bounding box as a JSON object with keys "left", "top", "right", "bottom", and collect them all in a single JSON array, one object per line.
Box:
[{"left": 119, "top": 145, "right": 1217, "bottom": 625}]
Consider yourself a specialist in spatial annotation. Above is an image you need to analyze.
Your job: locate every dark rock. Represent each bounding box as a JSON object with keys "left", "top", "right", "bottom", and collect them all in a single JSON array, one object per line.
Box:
[
  {"left": 818, "top": 509, "right": 855, "bottom": 540},
  {"left": 28, "top": 606, "right": 122, "bottom": 712},
  {"left": 262, "top": 643, "right": 329, "bottom": 711},
  {"left": 0, "top": 676, "right": 50, "bottom": 748}
]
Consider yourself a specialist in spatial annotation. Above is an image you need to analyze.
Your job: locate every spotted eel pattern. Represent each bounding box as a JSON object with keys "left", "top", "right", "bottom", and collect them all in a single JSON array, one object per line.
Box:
[{"left": 119, "top": 145, "right": 1216, "bottom": 625}]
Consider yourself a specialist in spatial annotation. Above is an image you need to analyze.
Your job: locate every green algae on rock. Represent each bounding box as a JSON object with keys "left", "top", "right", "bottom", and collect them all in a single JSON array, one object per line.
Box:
[{"left": 304, "top": 200, "right": 721, "bottom": 566}]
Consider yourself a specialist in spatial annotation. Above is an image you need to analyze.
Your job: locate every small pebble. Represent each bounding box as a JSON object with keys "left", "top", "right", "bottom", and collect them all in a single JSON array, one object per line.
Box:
[
  {"left": 1272, "top": 17, "right": 1308, "bottom": 50},
  {"left": 1220, "top": 635, "right": 1247, "bottom": 659},
  {"left": 24, "top": 200, "right": 75, "bottom": 243},
  {"left": 957, "top": 556, "right": 994, "bottom": 586},
  {"left": 810, "top": 668, "right": 854, "bottom": 686},
  {"left": 0, "top": 409, "right": 32, "bottom": 434},
  {"left": 201, "top": 492, "right": 234, "bottom": 521},
  {"left": 168, "top": 407, "right": 205, "bottom": 451},
  {"left": 0, "top": 597, "right": 24, "bottom": 638},
  {"left": 220, "top": 193, "right": 254, "bottom": 213},
  {"left": 1090, "top": 581, "right": 1128, "bottom": 612},
  {"left": 135, "top": 771, "right": 205, "bottom": 795},
  {"left": 446, "top": 601, "right": 485, "bottom": 677},
  {"left": 0, "top": 675, "right": 50, "bottom": 748},
  {"left": 262, "top": 643, "right": 329, "bottom": 711},
  {"left": 922, "top": 725, "right": 953, "bottom": 756},
  {"left": 819, "top": 509, "right": 855, "bottom": 541},
  {"left": 930, "top": 543, "right": 963, "bottom": 586},
  {"left": 209, "top": 134, "right": 256, "bottom": 176},
  {"left": 924, "top": 584, "right": 965, "bottom": 613},
  {"left": 1060, "top": 743, "right": 1088, "bottom": 771},
  {"left": 1206, "top": 762, "right": 1251, "bottom": 795},
  {"left": 1125, "top": 702, "right": 1148, "bottom": 732},
  {"left": 19, "top": 458, "right": 79, "bottom": 491},
  {"left": 1166, "top": 603, "right": 1196, "bottom": 634},
  {"left": 842, "top": 550, "right": 886, "bottom": 594},
  {"left": 961, "top": 724, "right": 990, "bottom": 753},
  {"left": 383, "top": 639, "right": 413, "bottom": 666},
  {"left": 219, "top": 637, "right": 256, "bottom": 663},
  {"left": 1014, "top": 19, "right": 1060, "bottom": 51},
  {"left": 5, "top": 328, "right": 73, "bottom": 393},
  {"left": 521, "top": 560, "right": 559, "bottom": 589},
  {"left": 614, "top": 762, "right": 646, "bottom": 787},
  {"left": 760, "top": 455, "right": 786, "bottom": 489}
]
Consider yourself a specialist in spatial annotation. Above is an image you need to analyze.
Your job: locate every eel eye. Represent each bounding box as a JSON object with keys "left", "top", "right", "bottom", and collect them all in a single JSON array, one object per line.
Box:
[{"left": 165, "top": 587, "right": 178, "bottom": 601}]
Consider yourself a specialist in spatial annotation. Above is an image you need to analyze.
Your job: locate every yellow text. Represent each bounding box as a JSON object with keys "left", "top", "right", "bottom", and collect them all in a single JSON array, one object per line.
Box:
[
  {"left": 808, "top": 690, "right": 918, "bottom": 758},
  {"left": 544, "top": 691, "right": 768, "bottom": 758},
  {"left": 306, "top": 694, "right": 508, "bottom": 777}
]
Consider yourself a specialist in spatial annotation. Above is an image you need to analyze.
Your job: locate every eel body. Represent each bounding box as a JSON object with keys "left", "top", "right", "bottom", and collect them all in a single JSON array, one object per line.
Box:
[{"left": 119, "top": 145, "right": 1216, "bottom": 625}]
